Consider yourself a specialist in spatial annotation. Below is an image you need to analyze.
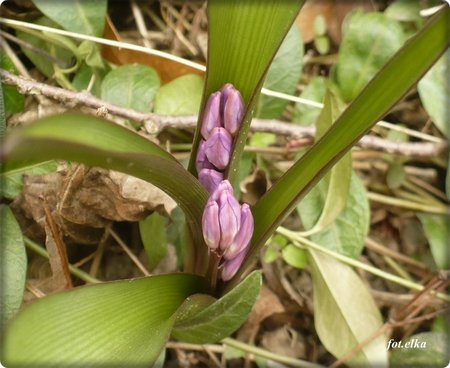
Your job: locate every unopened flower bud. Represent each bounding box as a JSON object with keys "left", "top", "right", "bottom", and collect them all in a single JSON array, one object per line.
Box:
[
  {"left": 223, "top": 88, "right": 244, "bottom": 135},
  {"left": 196, "top": 140, "right": 215, "bottom": 173},
  {"left": 221, "top": 249, "right": 247, "bottom": 281},
  {"left": 201, "top": 92, "right": 221, "bottom": 139},
  {"left": 223, "top": 204, "right": 253, "bottom": 260},
  {"left": 220, "top": 83, "right": 234, "bottom": 116},
  {"left": 198, "top": 169, "right": 223, "bottom": 194},
  {"left": 202, "top": 180, "right": 241, "bottom": 251},
  {"left": 204, "top": 127, "right": 232, "bottom": 170},
  {"left": 202, "top": 200, "right": 220, "bottom": 250}
]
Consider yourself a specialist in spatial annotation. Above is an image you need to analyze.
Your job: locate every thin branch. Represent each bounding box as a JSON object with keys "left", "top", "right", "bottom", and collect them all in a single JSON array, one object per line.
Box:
[{"left": 1, "top": 69, "right": 447, "bottom": 158}]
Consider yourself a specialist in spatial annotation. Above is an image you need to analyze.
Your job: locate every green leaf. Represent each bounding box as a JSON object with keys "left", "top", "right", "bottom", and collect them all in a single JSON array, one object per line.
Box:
[
  {"left": 139, "top": 212, "right": 168, "bottom": 271},
  {"left": 385, "top": 0, "right": 422, "bottom": 24},
  {"left": 298, "top": 173, "right": 369, "bottom": 258},
  {"left": 417, "top": 213, "right": 450, "bottom": 269},
  {"left": 1, "top": 113, "right": 209, "bottom": 264},
  {"left": 72, "top": 62, "right": 107, "bottom": 97},
  {"left": 386, "top": 161, "right": 406, "bottom": 189},
  {"left": 243, "top": 7, "right": 449, "bottom": 283},
  {"left": 4, "top": 273, "right": 208, "bottom": 366},
  {"left": 154, "top": 74, "right": 204, "bottom": 115},
  {"left": 304, "top": 91, "right": 351, "bottom": 234},
  {"left": 172, "top": 271, "right": 261, "bottom": 344},
  {"left": 0, "top": 161, "right": 58, "bottom": 199},
  {"left": 189, "top": 0, "right": 306, "bottom": 181},
  {"left": 335, "top": 11, "right": 405, "bottom": 102},
  {"left": 282, "top": 244, "right": 307, "bottom": 269},
  {"left": 0, "top": 54, "right": 25, "bottom": 115},
  {"left": 390, "top": 332, "right": 449, "bottom": 367},
  {"left": 309, "top": 250, "right": 387, "bottom": 366},
  {"left": 0, "top": 80, "right": 5, "bottom": 138},
  {"left": 0, "top": 205, "right": 27, "bottom": 332},
  {"left": 16, "top": 17, "right": 75, "bottom": 78},
  {"left": 293, "top": 76, "right": 327, "bottom": 126},
  {"left": 417, "top": 49, "right": 449, "bottom": 137},
  {"left": 32, "top": 0, "right": 107, "bottom": 37},
  {"left": 101, "top": 64, "right": 160, "bottom": 113},
  {"left": 257, "top": 25, "right": 304, "bottom": 119}
]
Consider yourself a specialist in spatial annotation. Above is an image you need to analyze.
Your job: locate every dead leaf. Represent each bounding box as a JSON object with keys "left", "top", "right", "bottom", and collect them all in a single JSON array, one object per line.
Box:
[
  {"left": 240, "top": 168, "right": 271, "bottom": 206},
  {"left": 296, "top": 0, "right": 373, "bottom": 44},
  {"left": 101, "top": 16, "right": 204, "bottom": 84},
  {"left": 261, "top": 325, "right": 306, "bottom": 359}
]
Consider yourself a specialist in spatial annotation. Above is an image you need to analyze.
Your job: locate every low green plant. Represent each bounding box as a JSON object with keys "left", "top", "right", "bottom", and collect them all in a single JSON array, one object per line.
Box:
[{"left": 0, "top": 1, "right": 448, "bottom": 366}]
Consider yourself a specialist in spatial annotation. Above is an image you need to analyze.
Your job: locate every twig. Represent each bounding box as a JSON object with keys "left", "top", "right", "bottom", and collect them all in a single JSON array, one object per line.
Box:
[{"left": 1, "top": 69, "right": 447, "bottom": 158}]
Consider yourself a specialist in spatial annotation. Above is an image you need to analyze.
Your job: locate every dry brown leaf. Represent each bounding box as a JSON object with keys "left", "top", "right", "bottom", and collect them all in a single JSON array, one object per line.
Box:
[
  {"left": 261, "top": 325, "right": 306, "bottom": 359},
  {"left": 240, "top": 168, "right": 271, "bottom": 206},
  {"left": 296, "top": 0, "right": 373, "bottom": 44},
  {"left": 101, "top": 16, "right": 204, "bottom": 84},
  {"left": 12, "top": 164, "right": 176, "bottom": 244}
]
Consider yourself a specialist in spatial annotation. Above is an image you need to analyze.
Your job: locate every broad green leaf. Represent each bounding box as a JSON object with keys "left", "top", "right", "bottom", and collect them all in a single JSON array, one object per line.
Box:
[
  {"left": 154, "top": 74, "right": 204, "bottom": 115},
  {"left": 172, "top": 271, "right": 261, "bottom": 343},
  {"left": 386, "top": 161, "right": 406, "bottom": 189},
  {"left": 390, "top": 332, "right": 449, "bottom": 367},
  {"left": 166, "top": 206, "right": 187, "bottom": 268},
  {"left": 242, "top": 7, "right": 449, "bottom": 284},
  {"left": 250, "top": 132, "right": 276, "bottom": 148},
  {"left": 101, "top": 64, "right": 160, "bottom": 113},
  {"left": 257, "top": 25, "right": 304, "bottom": 119},
  {"left": 139, "top": 212, "right": 168, "bottom": 271},
  {"left": 189, "top": 0, "right": 306, "bottom": 180},
  {"left": 335, "top": 11, "right": 405, "bottom": 102},
  {"left": 282, "top": 244, "right": 307, "bottom": 269},
  {"left": 0, "top": 206, "right": 27, "bottom": 332},
  {"left": 32, "top": 0, "right": 107, "bottom": 37},
  {"left": 0, "top": 81, "right": 5, "bottom": 137},
  {"left": 0, "top": 54, "right": 25, "bottom": 115},
  {"left": 418, "top": 49, "right": 449, "bottom": 137},
  {"left": 72, "top": 62, "right": 107, "bottom": 97},
  {"left": 4, "top": 273, "right": 208, "bottom": 366},
  {"left": 298, "top": 173, "right": 369, "bottom": 258},
  {"left": 1, "top": 113, "right": 209, "bottom": 262},
  {"left": 417, "top": 213, "right": 450, "bottom": 269},
  {"left": 385, "top": 0, "right": 422, "bottom": 24},
  {"left": 293, "top": 76, "right": 327, "bottom": 126},
  {"left": 0, "top": 161, "right": 58, "bottom": 199},
  {"left": 305, "top": 91, "right": 351, "bottom": 234},
  {"left": 78, "top": 41, "right": 105, "bottom": 69},
  {"left": 309, "top": 250, "right": 387, "bottom": 367},
  {"left": 16, "top": 17, "right": 75, "bottom": 78}
]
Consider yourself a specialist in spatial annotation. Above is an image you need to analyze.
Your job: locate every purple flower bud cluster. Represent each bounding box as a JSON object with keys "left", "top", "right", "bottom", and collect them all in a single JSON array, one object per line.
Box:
[
  {"left": 196, "top": 84, "right": 244, "bottom": 194},
  {"left": 197, "top": 84, "right": 252, "bottom": 281},
  {"left": 202, "top": 181, "right": 254, "bottom": 281}
]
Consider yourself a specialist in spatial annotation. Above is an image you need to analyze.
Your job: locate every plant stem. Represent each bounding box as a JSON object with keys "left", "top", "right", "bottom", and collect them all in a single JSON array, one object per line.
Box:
[
  {"left": 24, "top": 237, "right": 102, "bottom": 284},
  {"left": 277, "top": 227, "right": 450, "bottom": 302},
  {"left": 367, "top": 191, "right": 449, "bottom": 214},
  {"left": 222, "top": 338, "right": 325, "bottom": 368}
]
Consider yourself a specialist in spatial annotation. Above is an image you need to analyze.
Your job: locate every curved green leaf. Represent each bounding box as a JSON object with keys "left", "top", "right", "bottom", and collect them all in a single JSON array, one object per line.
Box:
[
  {"left": 4, "top": 273, "right": 208, "bottom": 366},
  {"left": 172, "top": 271, "right": 261, "bottom": 343},
  {"left": 1, "top": 113, "right": 209, "bottom": 258},
  {"left": 188, "top": 0, "right": 306, "bottom": 180},
  {"left": 0, "top": 205, "right": 27, "bottom": 332},
  {"left": 239, "top": 6, "right": 450, "bottom": 284},
  {"left": 101, "top": 64, "right": 160, "bottom": 113},
  {"left": 32, "top": 0, "right": 107, "bottom": 37},
  {"left": 309, "top": 250, "right": 387, "bottom": 367}
]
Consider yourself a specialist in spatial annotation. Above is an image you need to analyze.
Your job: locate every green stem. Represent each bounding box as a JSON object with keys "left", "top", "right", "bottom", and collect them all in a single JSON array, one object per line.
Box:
[
  {"left": 24, "top": 237, "right": 102, "bottom": 284},
  {"left": 277, "top": 227, "right": 450, "bottom": 303},
  {"left": 367, "top": 191, "right": 449, "bottom": 214},
  {"left": 222, "top": 338, "right": 325, "bottom": 368}
]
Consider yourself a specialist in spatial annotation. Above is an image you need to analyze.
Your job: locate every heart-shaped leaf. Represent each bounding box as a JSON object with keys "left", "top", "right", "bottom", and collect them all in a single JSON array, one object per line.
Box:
[{"left": 4, "top": 273, "right": 208, "bottom": 366}]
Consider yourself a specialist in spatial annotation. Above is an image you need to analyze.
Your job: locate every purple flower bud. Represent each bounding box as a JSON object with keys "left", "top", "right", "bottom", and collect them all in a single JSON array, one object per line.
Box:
[
  {"left": 202, "top": 200, "right": 221, "bottom": 250},
  {"left": 201, "top": 92, "right": 221, "bottom": 139},
  {"left": 220, "top": 83, "right": 234, "bottom": 116},
  {"left": 223, "top": 204, "right": 253, "bottom": 260},
  {"left": 204, "top": 127, "right": 232, "bottom": 170},
  {"left": 196, "top": 140, "right": 215, "bottom": 173},
  {"left": 221, "top": 249, "right": 247, "bottom": 281},
  {"left": 217, "top": 186, "right": 241, "bottom": 250},
  {"left": 198, "top": 169, "right": 224, "bottom": 194},
  {"left": 223, "top": 88, "right": 244, "bottom": 135},
  {"left": 201, "top": 180, "right": 241, "bottom": 252}
]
